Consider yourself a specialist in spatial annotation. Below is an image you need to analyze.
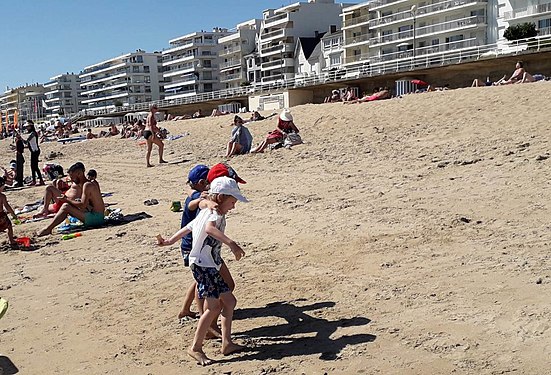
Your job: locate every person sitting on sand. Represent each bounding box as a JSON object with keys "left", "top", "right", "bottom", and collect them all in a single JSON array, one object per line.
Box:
[
  {"left": 192, "top": 109, "right": 204, "bottom": 119},
  {"left": 37, "top": 162, "right": 105, "bottom": 236},
  {"left": 0, "top": 177, "right": 18, "bottom": 247},
  {"left": 211, "top": 108, "right": 229, "bottom": 117},
  {"left": 1, "top": 161, "right": 16, "bottom": 188},
  {"left": 250, "top": 109, "right": 299, "bottom": 153},
  {"left": 34, "top": 177, "right": 78, "bottom": 218},
  {"left": 342, "top": 87, "right": 358, "bottom": 102},
  {"left": 157, "top": 176, "right": 247, "bottom": 365},
  {"left": 86, "top": 169, "right": 100, "bottom": 192},
  {"left": 498, "top": 61, "right": 535, "bottom": 85},
  {"left": 324, "top": 89, "right": 341, "bottom": 103},
  {"left": 226, "top": 116, "right": 253, "bottom": 158},
  {"left": 86, "top": 129, "right": 97, "bottom": 139}
]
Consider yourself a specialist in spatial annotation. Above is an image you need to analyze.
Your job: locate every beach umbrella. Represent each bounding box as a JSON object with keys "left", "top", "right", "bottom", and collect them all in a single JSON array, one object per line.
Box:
[
  {"left": 411, "top": 79, "right": 428, "bottom": 86},
  {"left": 14, "top": 110, "right": 18, "bottom": 129}
]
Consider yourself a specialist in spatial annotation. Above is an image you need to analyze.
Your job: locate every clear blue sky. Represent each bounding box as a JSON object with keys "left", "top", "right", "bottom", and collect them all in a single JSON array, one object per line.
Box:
[{"left": 0, "top": 0, "right": 357, "bottom": 92}]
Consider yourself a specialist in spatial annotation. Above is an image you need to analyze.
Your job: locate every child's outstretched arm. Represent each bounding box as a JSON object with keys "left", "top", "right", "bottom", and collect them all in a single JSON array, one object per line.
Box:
[
  {"left": 157, "top": 226, "right": 191, "bottom": 246},
  {"left": 2, "top": 195, "right": 17, "bottom": 219},
  {"left": 204, "top": 221, "right": 245, "bottom": 260}
]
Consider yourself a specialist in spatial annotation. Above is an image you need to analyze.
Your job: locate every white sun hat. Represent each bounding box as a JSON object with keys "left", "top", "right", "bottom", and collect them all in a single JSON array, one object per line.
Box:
[
  {"left": 279, "top": 109, "right": 293, "bottom": 122},
  {"left": 209, "top": 176, "right": 249, "bottom": 202}
]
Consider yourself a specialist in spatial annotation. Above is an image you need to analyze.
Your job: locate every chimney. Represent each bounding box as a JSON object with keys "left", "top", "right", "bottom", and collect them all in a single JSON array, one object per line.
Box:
[
  {"left": 330, "top": 25, "right": 337, "bottom": 33},
  {"left": 314, "top": 30, "right": 319, "bottom": 38}
]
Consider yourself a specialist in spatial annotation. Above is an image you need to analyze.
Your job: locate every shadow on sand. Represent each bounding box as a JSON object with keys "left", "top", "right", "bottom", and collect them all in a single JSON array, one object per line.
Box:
[
  {"left": 223, "top": 299, "right": 376, "bottom": 362},
  {"left": 0, "top": 356, "right": 18, "bottom": 374}
]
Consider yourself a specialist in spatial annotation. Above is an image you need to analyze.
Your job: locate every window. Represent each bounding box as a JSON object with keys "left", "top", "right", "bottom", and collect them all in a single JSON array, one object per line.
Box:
[
  {"left": 431, "top": 39, "right": 439, "bottom": 45},
  {"left": 203, "top": 71, "right": 212, "bottom": 80},
  {"left": 145, "top": 86, "right": 151, "bottom": 93},
  {"left": 133, "top": 66, "right": 140, "bottom": 73},
  {"left": 203, "top": 83, "right": 213, "bottom": 91},
  {"left": 538, "top": 18, "right": 551, "bottom": 29},
  {"left": 136, "top": 55, "right": 143, "bottom": 63},
  {"left": 203, "top": 60, "right": 212, "bottom": 68},
  {"left": 330, "top": 54, "right": 341, "bottom": 66},
  {"left": 144, "top": 66, "right": 150, "bottom": 73}
]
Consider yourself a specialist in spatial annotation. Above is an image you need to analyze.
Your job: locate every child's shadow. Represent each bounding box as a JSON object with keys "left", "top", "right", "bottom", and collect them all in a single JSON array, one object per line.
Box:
[
  {"left": 226, "top": 299, "right": 376, "bottom": 362},
  {"left": 0, "top": 355, "right": 19, "bottom": 374}
]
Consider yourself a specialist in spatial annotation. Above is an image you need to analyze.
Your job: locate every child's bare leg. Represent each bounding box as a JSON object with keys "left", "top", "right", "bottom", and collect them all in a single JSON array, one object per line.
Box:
[
  {"left": 219, "top": 292, "right": 243, "bottom": 355},
  {"left": 7, "top": 223, "right": 16, "bottom": 246},
  {"left": 188, "top": 297, "right": 221, "bottom": 366},
  {"left": 178, "top": 282, "right": 197, "bottom": 319},
  {"left": 219, "top": 263, "right": 235, "bottom": 291}
]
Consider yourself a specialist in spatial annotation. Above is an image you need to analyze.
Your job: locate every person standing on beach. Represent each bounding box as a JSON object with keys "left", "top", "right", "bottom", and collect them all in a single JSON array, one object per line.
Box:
[
  {"left": 25, "top": 120, "right": 45, "bottom": 186},
  {"left": 12, "top": 132, "right": 25, "bottom": 187},
  {"left": 144, "top": 104, "right": 167, "bottom": 167}
]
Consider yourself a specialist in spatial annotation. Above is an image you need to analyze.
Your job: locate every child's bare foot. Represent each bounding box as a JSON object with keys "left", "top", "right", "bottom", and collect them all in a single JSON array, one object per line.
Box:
[
  {"left": 187, "top": 347, "right": 212, "bottom": 366},
  {"left": 177, "top": 309, "right": 197, "bottom": 320},
  {"left": 36, "top": 228, "right": 51, "bottom": 237},
  {"left": 222, "top": 342, "right": 245, "bottom": 356}
]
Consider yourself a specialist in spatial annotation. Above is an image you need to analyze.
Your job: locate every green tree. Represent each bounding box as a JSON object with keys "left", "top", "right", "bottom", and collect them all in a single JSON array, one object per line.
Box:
[{"left": 504, "top": 22, "right": 538, "bottom": 41}]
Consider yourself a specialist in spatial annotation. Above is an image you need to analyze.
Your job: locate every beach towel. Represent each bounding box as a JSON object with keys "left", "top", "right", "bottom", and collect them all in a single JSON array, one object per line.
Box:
[{"left": 56, "top": 212, "right": 152, "bottom": 234}]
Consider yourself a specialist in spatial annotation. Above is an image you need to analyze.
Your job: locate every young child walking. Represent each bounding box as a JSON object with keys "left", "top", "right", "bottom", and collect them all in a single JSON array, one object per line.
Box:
[
  {"left": 158, "top": 176, "right": 248, "bottom": 365},
  {"left": 0, "top": 177, "right": 19, "bottom": 247}
]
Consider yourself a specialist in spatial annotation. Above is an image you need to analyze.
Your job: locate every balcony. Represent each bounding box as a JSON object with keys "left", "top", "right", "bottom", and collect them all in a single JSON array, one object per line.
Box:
[
  {"left": 80, "top": 62, "right": 126, "bottom": 78},
  {"left": 164, "top": 76, "right": 198, "bottom": 90},
  {"left": 163, "top": 39, "right": 217, "bottom": 55},
  {"left": 260, "top": 42, "right": 294, "bottom": 56},
  {"left": 373, "top": 37, "right": 479, "bottom": 63},
  {"left": 80, "top": 72, "right": 127, "bottom": 87},
  {"left": 164, "top": 65, "right": 195, "bottom": 77},
  {"left": 220, "top": 72, "right": 243, "bottom": 82},
  {"left": 220, "top": 45, "right": 242, "bottom": 56},
  {"left": 220, "top": 59, "right": 242, "bottom": 70},
  {"left": 369, "top": 0, "right": 487, "bottom": 28},
  {"left": 82, "top": 91, "right": 129, "bottom": 104},
  {"left": 345, "top": 32, "right": 371, "bottom": 46},
  {"left": 370, "top": 0, "right": 409, "bottom": 11},
  {"left": 259, "top": 28, "right": 285, "bottom": 41},
  {"left": 370, "top": 16, "right": 486, "bottom": 46},
  {"left": 503, "top": 2, "right": 551, "bottom": 21},
  {"left": 264, "top": 12, "right": 289, "bottom": 27},
  {"left": 343, "top": 14, "right": 371, "bottom": 29},
  {"left": 261, "top": 58, "right": 295, "bottom": 70},
  {"left": 343, "top": 53, "right": 370, "bottom": 65},
  {"left": 82, "top": 82, "right": 128, "bottom": 96}
]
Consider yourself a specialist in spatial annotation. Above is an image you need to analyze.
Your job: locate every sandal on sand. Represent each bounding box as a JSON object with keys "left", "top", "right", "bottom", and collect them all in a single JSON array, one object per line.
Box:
[
  {"left": 143, "top": 199, "right": 159, "bottom": 206},
  {"left": 0, "top": 298, "right": 8, "bottom": 320}
]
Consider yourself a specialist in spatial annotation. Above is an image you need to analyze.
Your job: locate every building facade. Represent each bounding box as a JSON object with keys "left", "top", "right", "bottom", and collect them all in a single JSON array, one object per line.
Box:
[
  {"left": 43, "top": 73, "right": 84, "bottom": 118},
  {"left": 162, "top": 28, "right": 231, "bottom": 100},
  {"left": 499, "top": 0, "right": 551, "bottom": 40},
  {"left": 79, "top": 50, "right": 163, "bottom": 110},
  {"left": 0, "top": 84, "right": 46, "bottom": 126},
  {"left": 219, "top": 19, "right": 261, "bottom": 89},
  {"left": 257, "top": 0, "right": 350, "bottom": 84}
]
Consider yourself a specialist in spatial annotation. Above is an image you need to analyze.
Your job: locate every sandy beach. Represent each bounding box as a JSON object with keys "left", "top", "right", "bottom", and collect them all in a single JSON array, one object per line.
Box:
[{"left": 1, "top": 82, "right": 550, "bottom": 374}]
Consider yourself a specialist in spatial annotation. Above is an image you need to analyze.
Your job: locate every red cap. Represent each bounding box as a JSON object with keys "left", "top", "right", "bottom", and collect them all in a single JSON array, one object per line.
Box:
[{"left": 207, "top": 163, "right": 246, "bottom": 184}]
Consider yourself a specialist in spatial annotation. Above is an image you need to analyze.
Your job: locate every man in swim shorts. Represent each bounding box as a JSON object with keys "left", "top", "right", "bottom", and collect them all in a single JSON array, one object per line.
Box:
[{"left": 37, "top": 162, "right": 105, "bottom": 236}]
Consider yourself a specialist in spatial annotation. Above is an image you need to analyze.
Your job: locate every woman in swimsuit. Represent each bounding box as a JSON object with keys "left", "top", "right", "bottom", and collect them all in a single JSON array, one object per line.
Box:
[{"left": 145, "top": 104, "right": 167, "bottom": 167}]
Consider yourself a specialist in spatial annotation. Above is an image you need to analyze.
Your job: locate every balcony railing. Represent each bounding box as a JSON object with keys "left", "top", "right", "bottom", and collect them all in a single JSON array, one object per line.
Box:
[
  {"left": 347, "top": 32, "right": 371, "bottom": 45},
  {"left": 503, "top": 2, "right": 551, "bottom": 20},
  {"left": 262, "top": 58, "right": 295, "bottom": 69},
  {"left": 369, "top": 0, "right": 487, "bottom": 28},
  {"left": 220, "top": 73, "right": 243, "bottom": 82},
  {"left": 264, "top": 12, "right": 288, "bottom": 25},
  {"left": 369, "top": 0, "right": 407, "bottom": 9},
  {"left": 370, "top": 16, "right": 486, "bottom": 45},
  {"left": 220, "top": 60, "right": 242, "bottom": 69},
  {"left": 220, "top": 45, "right": 242, "bottom": 56},
  {"left": 260, "top": 28, "right": 285, "bottom": 40},
  {"left": 343, "top": 14, "right": 371, "bottom": 28}
]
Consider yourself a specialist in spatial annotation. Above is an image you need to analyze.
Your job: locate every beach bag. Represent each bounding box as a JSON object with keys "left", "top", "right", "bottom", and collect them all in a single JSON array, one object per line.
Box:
[
  {"left": 283, "top": 132, "right": 302, "bottom": 147},
  {"left": 43, "top": 163, "right": 64, "bottom": 180}
]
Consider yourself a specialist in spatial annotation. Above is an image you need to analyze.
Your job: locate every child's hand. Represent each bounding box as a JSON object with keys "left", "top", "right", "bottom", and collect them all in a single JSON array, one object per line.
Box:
[
  {"left": 229, "top": 242, "right": 245, "bottom": 261},
  {"left": 204, "top": 199, "right": 218, "bottom": 211},
  {"left": 156, "top": 234, "right": 167, "bottom": 246}
]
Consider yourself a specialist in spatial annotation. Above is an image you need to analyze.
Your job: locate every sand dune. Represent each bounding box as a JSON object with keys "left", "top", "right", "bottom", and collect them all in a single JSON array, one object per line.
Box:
[{"left": 1, "top": 83, "right": 550, "bottom": 374}]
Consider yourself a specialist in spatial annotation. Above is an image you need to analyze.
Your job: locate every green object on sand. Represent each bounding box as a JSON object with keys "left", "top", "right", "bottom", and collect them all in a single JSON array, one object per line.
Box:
[
  {"left": 0, "top": 298, "right": 8, "bottom": 319},
  {"left": 170, "top": 201, "right": 182, "bottom": 212}
]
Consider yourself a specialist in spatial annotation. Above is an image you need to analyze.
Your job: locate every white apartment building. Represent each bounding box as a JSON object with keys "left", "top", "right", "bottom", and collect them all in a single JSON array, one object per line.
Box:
[
  {"left": 244, "top": 50, "right": 263, "bottom": 85},
  {"left": 321, "top": 29, "right": 345, "bottom": 72},
  {"left": 499, "top": 0, "right": 551, "bottom": 40},
  {"left": 162, "top": 28, "right": 231, "bottom": 100},
  {"left": 79, "top": 50, "right": 163, "bottom": 110},
  {"left": 342, "top": 0, "right": 491, "bottom": 69},
  {"left": 257, "top": 0, "right": 351, "bottom": 84},
  {"left": 43, "top": 73, "right": 83, "bottom": 118},
  {"left": 0, "top": 84, "right": 46, "bottom": 125},
  {"left": 219, "top": 19, "right": 261, "bottom": 89}
]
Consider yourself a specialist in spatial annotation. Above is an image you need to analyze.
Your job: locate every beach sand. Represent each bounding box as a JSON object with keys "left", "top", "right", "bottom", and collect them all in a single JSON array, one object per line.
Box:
[{"left": 0, "top": 83, "right": 550, "bottom": 374}]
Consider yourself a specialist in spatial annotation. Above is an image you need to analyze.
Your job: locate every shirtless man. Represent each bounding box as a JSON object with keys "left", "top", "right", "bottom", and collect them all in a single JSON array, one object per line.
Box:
[
  {"left": 144, "top": 104, "right": 167, "bottom": 167},
  {"left": 37, "top": 162, "right": 105, "bottom": 237},
  {"left": 34, "top": 177, "right": 81, "bottom": 218}
]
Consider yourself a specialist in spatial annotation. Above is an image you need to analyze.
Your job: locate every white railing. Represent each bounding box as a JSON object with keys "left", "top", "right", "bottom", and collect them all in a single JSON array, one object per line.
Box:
[
  {"left": 503, "top": 2, "right": 551, "bottom": 20},
  {"left": 220, "top": 60, "right": 242, "bottom": 69},
  {"left": 220, "top": 45, "right": 242, "bottom": 56},
  {"left": 343, "top": 14, "right": 370, "bottom": 28},
  {"left": 68, "top": 34, "right": 551, "bottom": 121},
  {"left": 260, "top": 28, "right": 285, "bottom": 40},
  {"left": 264, "top": 13, "right": 288, "bottom": 25}
]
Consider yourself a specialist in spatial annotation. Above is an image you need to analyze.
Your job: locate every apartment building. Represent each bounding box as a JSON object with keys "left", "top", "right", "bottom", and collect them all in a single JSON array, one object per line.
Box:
[
  {"left": 500, "top": 0, "right": 551, "bottom": 39},
  {"left": 342, "top": 0, "right": 492, "bottom": 69},
  {"left": 219, "top": 19, "right": 261, "bottom": 89},
  {"left": 79, "top": 50, "right": 163, "bottom": 110},
  {"left": 0, "top": 84, "right": 46, "bottom": 125},
  {"left": 162, "top": 28, "right": 231, "bottom": 100},
  {"left": 258, "top": 0, "right": 350, "bottom": 84},
  {"left": 43, "top": 73, "right": 83, "bottom": 118},
  {"left": 321, "top": 29, "right": 345, "bottom": 72}
]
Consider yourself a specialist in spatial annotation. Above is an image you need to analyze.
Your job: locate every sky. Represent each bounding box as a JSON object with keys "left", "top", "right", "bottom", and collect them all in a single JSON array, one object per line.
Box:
[{"left": 0, "top": 0, "right": 358, "bottom": 92}]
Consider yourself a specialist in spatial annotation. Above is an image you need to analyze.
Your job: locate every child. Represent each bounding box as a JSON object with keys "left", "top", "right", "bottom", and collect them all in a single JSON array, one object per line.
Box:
[
  {"left": 178, "top": 164, "right": 211, "bottom": 320},
  {"left": 157, "top": 176, "right": 248, "bottom": 365},
  {"left": 226, "top": 116, "right": 253, "bottom": 158},
  {"left": 0, "top": 177, "right": 18, "bottom": 247},
  {"left": 87, "top": 169, "right": 100, "bottom": 191}
]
